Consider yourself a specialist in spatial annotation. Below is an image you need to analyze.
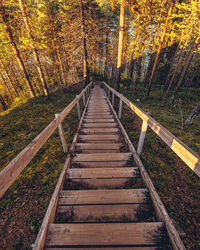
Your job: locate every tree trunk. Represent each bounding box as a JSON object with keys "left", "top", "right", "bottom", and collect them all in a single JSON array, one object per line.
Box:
[
  {"left": 18, "top": 0, "right": 50, "bottom": 97},
  {"left": 8, "top": 63, "right": 23, "bottom": 91},
  {"left": 144, "top": 53, "right": 154, "bottom": 85},
  {"left": 146, "top": 1, "right": 174, "bottom": 97},
  {"left": 170, "top": 37, "right": 199, "bottom": 104},
  {"left": 185, "top": 101, "right": 200, "bottom": 125},
  {"left": 163, "top": 40, "right": 181, "bottom": 93},
  {"left": 185, "top": 67, "right": 198, "bottom": 89},
  {"left": 162, "top": 49, "right": 185, "bottom": 104},
  {"left": 129, "top": 53, "right": 135, "bottom": 79},
  {"left": 114, "top": 0, "right": 125, "bottom": 91},
  {"left": 1, "top": 73, "right": 13, "bottom": 100},
  {"left": 0, "top": 4, "right": 36, "bottom": 97},
  {"left": 0, "top": 58, "right": 19, "bottom": 96},
  {"left": 135, "top": 56, "right": 142, "bottom": 87},
  {"left": 80, "top": 0, "right": 89, "bottom": 87},
  {"left": 0, "top": 93, "right": 8, "bottom": 110}
]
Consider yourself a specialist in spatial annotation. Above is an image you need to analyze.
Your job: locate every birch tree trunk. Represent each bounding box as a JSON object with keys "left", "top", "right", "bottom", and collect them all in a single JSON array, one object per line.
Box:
[
  {"left": 80, "top": 0, "right": 89, "bottom": 87},
  {"left": 146, "top": 1, "right": 174, "bottom": 97},
  {"left": 115, "top": 0, "right": 125, "bottom": 91}
]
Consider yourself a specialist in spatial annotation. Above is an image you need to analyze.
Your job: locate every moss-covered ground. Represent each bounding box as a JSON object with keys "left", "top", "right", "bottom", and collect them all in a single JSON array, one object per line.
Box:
[
  {"left": 0, "top": 83, "right": 83, "bottom": 249},
  {"left": 108, "top": 80, "right": 200, "bottom": 249}
]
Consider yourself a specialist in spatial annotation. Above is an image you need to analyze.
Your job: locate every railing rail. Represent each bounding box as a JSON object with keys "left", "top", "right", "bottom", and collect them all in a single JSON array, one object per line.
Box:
[
  {"left": 0, "top": 82, "right": 93, "bottom": 198},
  {"left": 102, "top": 81, "right": 200, "bottom": 178}
]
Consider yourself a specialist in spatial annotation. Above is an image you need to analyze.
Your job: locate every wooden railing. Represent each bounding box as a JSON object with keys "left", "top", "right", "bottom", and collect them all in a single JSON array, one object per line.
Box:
[
  {"left": 102, "top": 81, "right": 200, "bottom": 178},
  {"left": 0, "top": 83, "right": 93, "bottom": 198}
]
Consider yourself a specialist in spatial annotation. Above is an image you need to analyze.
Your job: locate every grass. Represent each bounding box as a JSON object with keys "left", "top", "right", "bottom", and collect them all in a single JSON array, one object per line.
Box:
[
  {"left": 0, "top": 83, "right": 84, "bottom": 249},
  {"left": 108, "top": 80, "right": 200, "bottom": 249}
]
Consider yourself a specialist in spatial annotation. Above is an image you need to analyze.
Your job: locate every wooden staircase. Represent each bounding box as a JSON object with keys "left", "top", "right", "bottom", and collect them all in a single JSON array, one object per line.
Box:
[{"left": 37, "top": 85, "right": 183, "bottom": 249}]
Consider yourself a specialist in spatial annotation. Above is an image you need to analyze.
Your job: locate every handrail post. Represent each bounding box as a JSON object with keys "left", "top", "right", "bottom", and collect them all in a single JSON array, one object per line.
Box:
[
  {"left": 76, "top": 95, "right": 81, "bottom": 120},
  {"left": 137, "top": 120, "right": 148, "bottom": 155},
  {"left": 108, "top": 89, "right": 110, "bottom": 100},
  {"left": 118, "top": 99, "right": 123, "bottom": 119},
  {"left": 83, "top": 93, "right": 85, "bottom": 106},
  {"left": 55, "top": 114, "right": 68, "bottom": 153},
  {"left": 112, "top": 92, "right": 114, "bottom": 106}
]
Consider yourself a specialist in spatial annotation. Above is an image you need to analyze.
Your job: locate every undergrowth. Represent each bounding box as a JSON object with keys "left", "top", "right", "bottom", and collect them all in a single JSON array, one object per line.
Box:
[
  {"left": 108, "top": 80, "right": 200, "bottom": 249},
  {"left": 0, "top": 83, "right": 84, "bottom": 249}
]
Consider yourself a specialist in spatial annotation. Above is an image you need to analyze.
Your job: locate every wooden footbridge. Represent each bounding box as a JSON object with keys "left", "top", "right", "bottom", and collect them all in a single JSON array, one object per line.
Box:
[{"left": 1, "top": 82, "right": 200, "bottom": 249}]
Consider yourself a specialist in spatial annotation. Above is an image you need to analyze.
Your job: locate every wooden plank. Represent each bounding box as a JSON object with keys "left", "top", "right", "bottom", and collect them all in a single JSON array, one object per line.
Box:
[
  {"left": 46, "top": 222, "right": 164, "bottom": 246},
  {"left": 71, "top": 161, "right": 135, "bottom": 168},
  {"left": 82, "top": 123, "right": 118, "bottom": 128},
  {"left": 80, "top": 128, "right": 119, "bottom": 134},
  {"left": 73, "top": 153, "right": 132, "bottom": 162},
  {"left": 67, "top": 167, "right": 138, "bottom": 178},
  {"left": 84, "top": 115, "right": 113, "bottom": 119},
  {"left": 78, "top": 134, "right": 121, "bottom": 142},
  {"left": 56, "top": 204, "right": 152, "bottom": 222},
  {"left": 65, "top": 178, "right": 142, "bottom": 189},
  {"left": 46, "top": 247, "right": 157, "bottom": 250},
  {"left": 75, "top": 143, "right": 123, "bottom": 150},
  {"left": 83, "top": 119, "right": 115, "bottom": 123},
  {"left": 59, "top": 189, "right": 148, "bottom": 205},
  {"left": 103, "top": 81, "right": 200, "bottom": 178}
]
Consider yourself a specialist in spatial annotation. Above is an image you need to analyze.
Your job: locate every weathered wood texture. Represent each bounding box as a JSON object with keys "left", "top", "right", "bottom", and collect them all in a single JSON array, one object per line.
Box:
[
  {"left": 103, "top": 81, "right": 200, "bottom": 178},
  {"left": 46, "top": 222, "right": 164, "bottom": 246}
]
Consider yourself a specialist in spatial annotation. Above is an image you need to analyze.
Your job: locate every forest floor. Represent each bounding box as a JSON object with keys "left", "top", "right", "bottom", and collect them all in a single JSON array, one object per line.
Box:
[
  {"left": 0, "top": 79, "right": 200, "bottom": 249},
  {"left": 0, "top": 82, "right": 83, "bottom": 249},
  {"left": 108, "top": 80, "right": 200, "bottom": 249}
]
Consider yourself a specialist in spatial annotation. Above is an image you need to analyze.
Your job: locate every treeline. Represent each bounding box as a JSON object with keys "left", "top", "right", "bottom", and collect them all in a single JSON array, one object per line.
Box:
[
  {"left": 0, "top": 0, "right": 199, "bottom": 111},
  {"left": 0, "top": 0, "right": 113, "bottom": 111}
]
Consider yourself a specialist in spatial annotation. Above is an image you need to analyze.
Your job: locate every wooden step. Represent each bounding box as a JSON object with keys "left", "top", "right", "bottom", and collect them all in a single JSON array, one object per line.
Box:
[
  {"left": 75, "top": 143, "right": 126, "bottom": 153},
  {"left": 71, "top": 161, "right": 135, "bottom": 168},
  {"left": 82, "top": 123, "right": 118, "bottom": 128},
  {"left": 45, "top": 222, "right": 164, "bottom": 247},
  {"left": 47, "top": 247, "right": 157, "bottom": 249},
  {"left": 58, "top": 189, "right": 148, "bottom": 205},
  {"left": 80, "top": 128, "right": 119, "bottom": 134},
  {"left": 67, "top": 167, "right": 138, "bottom": 178},
  {"left": 73, "top": 153, "right": 132, "bottom": 162},
  {"left": 83, "top": 119, "right": 115, "bottom": 123},
  {"left": 55, "top": 204, "right": 153, "bottom": 223},
  {"left": 84, "top": 115, "right": 113, "bottom": 119},
  {"left": 78, "top": 134, "right": 122, "bottom": 142},
  {"left": 64, "top": 178, "right": 143, "bottom": 190}
]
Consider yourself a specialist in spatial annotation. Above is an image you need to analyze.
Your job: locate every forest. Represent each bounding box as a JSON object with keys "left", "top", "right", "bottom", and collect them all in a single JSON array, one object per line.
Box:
[
  {"left": 0, "top": 0, "right": 200, "bottom": 249},
  {"left": 0, "top": 0, "right": 199, "bottom": 111}
]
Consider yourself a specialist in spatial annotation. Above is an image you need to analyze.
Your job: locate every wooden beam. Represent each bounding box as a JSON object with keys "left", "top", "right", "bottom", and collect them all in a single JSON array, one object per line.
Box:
[
  {"left": 55, "top": 114, "right": 68, "bottom": 153},
  {"left": 137, "top": 120, "right": 148, "bottom": 155}
]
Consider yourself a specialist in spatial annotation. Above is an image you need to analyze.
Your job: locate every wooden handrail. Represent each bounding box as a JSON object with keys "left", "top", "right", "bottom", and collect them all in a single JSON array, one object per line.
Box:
[
  {"left": 0, "top": 83, "right": 93, "bottom": 198},
  {"left": 102, "top": 82, "right": 200, "bottom": 178}
]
